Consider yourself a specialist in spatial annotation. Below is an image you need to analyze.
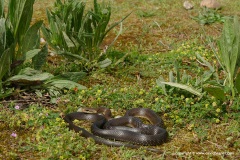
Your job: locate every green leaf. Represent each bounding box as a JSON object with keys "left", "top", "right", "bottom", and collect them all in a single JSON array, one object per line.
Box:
[
  {"left": 45, "top": 79, "right": 86, "bottom": 90},
  {"left": 182, "top": 70, "right": 189, "bottom": 84},
  {"left": 0, "top": 88, "right": 14, "bottom": 99},
  {"left": 98, "top": 58, "right": 112, "bottom": 68},
  {"left": 22, "top": 21, "right": 43, "bottom": 55},
  {"left": 174, "top": 61, "right": 180, "bottom": 83},
  {"left": 204, "top": 86, "right": 225, "bottom": 101},
  {"left": 196, "top": 53, "right": 215, "bottom": 72},
  {"left": 53, "top": 72, "right": 87, "bottom": 82},
  {"left": 161, "top": 82, "right": 202, "bottom": 96},
  {"left": 25, "top": 49, "right": 41, "bottom": 61},
  {"left": 0, "top": 48, "right": 11, "bottom": 80},
  {"left": 62, "top": 31, "right": 75, "bottom": 48},
  {"left": 32, "top": 44, "right": 48, "bottom": 70},
  {"left": 169, "top": 71, "right": 175, "bottom": 82},
  {"left": 0, "top": 18, "right": 6, "bottom": 55},
  {"left": 7, "top": 67, "right": 54, "bottom": 85},
  {"left": 8, "top": 0, "right": 35, "bottom": 42},
  {"left": 0, "top": 0, "right": 4, "bottom": 17},
  {"left": 156, "top": 76, "right": 167, "bottom": 95},
  {"left": 235, "top": 72, "right": 240, "bottom": 93},
  {"left": 41, "top": 24, "right": 59, "bottom": 51},
  {"left": 59, "top": 51, "right": 89, "bottom": 62}
]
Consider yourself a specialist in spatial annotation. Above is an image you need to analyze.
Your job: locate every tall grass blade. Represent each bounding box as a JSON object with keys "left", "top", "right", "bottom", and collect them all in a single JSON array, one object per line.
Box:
[
  {"left": 0, "top": 48, "right": 11, "bottom": 80},
  {"left": 0, "top": 0, "right": 4, "bottom": 17},
  {"left": 0, "top": 18, "right": 6, "bottom": 55},
  {"left": 8, "top": 0, "right": 35, "bottom": 43}
]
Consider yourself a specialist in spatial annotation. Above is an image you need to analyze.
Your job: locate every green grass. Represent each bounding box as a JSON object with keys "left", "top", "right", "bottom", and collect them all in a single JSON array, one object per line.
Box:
[
  {"left": 1, "top": 0, "right": 240, "bottom": 159},
  {"left": 1, "top": 42, "right": 239, "bottom": 159}
]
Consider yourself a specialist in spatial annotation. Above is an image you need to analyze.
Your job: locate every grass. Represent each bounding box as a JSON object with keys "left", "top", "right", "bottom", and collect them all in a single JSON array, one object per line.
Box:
[{"left": 1, "top": 0, "right": 240, "bottom": 159}]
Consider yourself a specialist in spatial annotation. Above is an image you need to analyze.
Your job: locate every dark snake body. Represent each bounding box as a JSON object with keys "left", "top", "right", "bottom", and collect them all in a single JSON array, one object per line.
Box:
[{"left": 64, "top": 108, "right": 168, "bottom": 152}]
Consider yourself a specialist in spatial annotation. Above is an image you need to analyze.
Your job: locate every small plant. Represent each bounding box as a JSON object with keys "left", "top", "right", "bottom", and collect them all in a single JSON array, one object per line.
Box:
[
  {"left": 208, "top": 16, "right": 240, "bottom": 100},
  {"left": 0, "top": 0, "right": 47, "bottom": 98},
  {"left": 0, "top": 0, "right": 86, "bottom": 99},
  {"left": 136, "top": 10, "right": 156, "bottom": 18},
  {"left": 156, "top": 58, "right": 212, "bottom": 97},
  {"left": 157, "top": 17, "right": 240, "bottom": 103},
  {"left": 42, "top": 0, "right": 130, "bottom": 70},
  {"left": 191, "top": 7, "right": 225, "bottom": 25}
]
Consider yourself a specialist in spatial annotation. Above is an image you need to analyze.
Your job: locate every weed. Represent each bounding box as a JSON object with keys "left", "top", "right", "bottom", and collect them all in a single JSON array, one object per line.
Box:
[{"left": 191, "top": 7, "right": 225, "bottom": 25}]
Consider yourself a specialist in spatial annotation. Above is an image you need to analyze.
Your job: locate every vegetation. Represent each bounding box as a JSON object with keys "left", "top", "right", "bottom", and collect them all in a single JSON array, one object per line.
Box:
[
  {"left": 0, "top": 0, "right": 86, "bottom": 100},
  {"left": 0, "top": 0, "right": 239, "bottom": 159},
  {"left": 191, "top": 7, "right": 225, "bottom": 25},
  {"left": 158, "top": 16, "right": 240, "bottom": 104},
  {"left": 42, "top": 0, "right": 130, "bottom": 71}
]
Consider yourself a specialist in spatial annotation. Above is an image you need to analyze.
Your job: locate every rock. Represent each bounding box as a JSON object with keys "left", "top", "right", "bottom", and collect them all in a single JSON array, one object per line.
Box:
[
  {"left": 183, "top": 1, "right": 194, "bottom": 10},
  {"left": 200, "top": 0, "right": 221, "bottom": 9},
  {"left": 40, "top": 38, "right": 46, "bottom": 45}
]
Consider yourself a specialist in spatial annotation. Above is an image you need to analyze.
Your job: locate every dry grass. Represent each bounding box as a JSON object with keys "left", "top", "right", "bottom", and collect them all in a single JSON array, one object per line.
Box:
[{"left": 34, "top": 0, "right": 240, "bottom": 53}]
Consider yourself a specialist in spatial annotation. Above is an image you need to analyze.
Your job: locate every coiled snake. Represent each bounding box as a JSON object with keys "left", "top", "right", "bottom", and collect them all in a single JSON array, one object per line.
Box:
[{"left": 63, "top": 107, "right": 168, "bottom": 153}]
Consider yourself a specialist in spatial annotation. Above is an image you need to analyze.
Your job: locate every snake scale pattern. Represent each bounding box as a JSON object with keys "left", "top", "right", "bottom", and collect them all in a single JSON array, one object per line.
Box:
[{"left": 63, "top": 107, "right": 168, "bottom": 152}]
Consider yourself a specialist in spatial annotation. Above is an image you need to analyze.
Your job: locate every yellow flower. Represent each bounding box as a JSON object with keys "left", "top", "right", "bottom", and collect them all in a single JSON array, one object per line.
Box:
[
  {"left": 135, "top": 99, "right": 144, "bottom": 104},
  {"left": 212, "top": 102, "right": 217, "bottom": 107},
  {"left": 155, "top": 98, "right": 159, "bottom": 102},
  {"left": 205, "top": 104, "right": 209, "bottom": 108},
  {"left": 187, "top": 123, "right": 194, "bottom": 130},
  {"left": 79, "top": 155, "right": 86, "bottom": 160},
  {"left": 17, "top": 120, "right": 21, "bottom": 126},
  {"left": 185, "top": 98, "right": 190, "bottom": 103},
  {"left": 139, "top": 89, "right": 145, "bottom": 95},
  {"left": 81, "top": 90, "right": 85, "bottom": 94},
  {"left": 215, "top": 118, "right": 220, "bottom": 123},
  {"left": 56, "top": 118, "right": 61, "bottom": 122},
  {"left": 21, "top": 113, "right": 29, "bottom": 121},
  {"left": 166, "top": 105, "right": 170, "bottom": 109},
  {"left": 120, "top": 87, "right": 127, "bottom": 92},
  {"left": 97, "top": 97, "right": 101, "bottom": 102},
  {"left": 216, "top": 108, "right": 221, "bottom": 113},
  {"left": 97, "top": 90, "right": 102, "bottom": 95},
  {"left": 73, "top": 119, "right": 80, "bottom": 123}
]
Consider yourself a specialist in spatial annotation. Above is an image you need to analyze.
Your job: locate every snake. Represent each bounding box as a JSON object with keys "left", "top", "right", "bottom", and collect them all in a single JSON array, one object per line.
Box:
[{"left": 63, "top": 107, "right": 168, "bottom": 153}]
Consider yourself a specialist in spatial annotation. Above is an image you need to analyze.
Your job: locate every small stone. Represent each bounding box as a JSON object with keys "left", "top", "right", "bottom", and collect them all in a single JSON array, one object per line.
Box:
[
  {"left": 49, "top": 52, "right": 55, "bottom": 56},
  {"left": 226, "top": 136, "right": 233, "bottom": 142},
  {"left": 200, "top": 0, "right": 221, "bottom": 9},
  {"left": 40, "top": 38, "right": 46, "bottom": 44},
  {"left": 183, "top": 1, "right": 194, "bottom": 10}
]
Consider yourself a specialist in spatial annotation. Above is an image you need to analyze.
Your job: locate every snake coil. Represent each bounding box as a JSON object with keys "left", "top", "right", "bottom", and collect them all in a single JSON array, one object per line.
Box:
[{"left": 64, "top": 107, "right": 168, "bottom": 153}]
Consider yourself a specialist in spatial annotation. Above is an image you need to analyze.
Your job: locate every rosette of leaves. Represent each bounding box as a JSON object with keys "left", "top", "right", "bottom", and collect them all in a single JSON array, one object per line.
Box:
[
  {"left": 0, "top": 0, "right": 86, "bottom": 99},
  {"left": 156, "top": 60, "right": 204, "bottom": 97},
  {"left": 191, "top": 7, "right": 225, "bottom": 25},
  {"left": 0, "top": 0, "right": 47, "bottom": 97},
  {"left": 208, "top": 16, "right": 240, "bottom": 99},
  {"left": 41, "top": 0, "right": 130, "bottom": 70}
]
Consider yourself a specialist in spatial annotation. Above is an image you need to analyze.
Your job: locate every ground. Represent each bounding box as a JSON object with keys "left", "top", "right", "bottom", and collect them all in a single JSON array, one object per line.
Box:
[{"left": 0, "top": 0, "right": 240, "bottom": 159}]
